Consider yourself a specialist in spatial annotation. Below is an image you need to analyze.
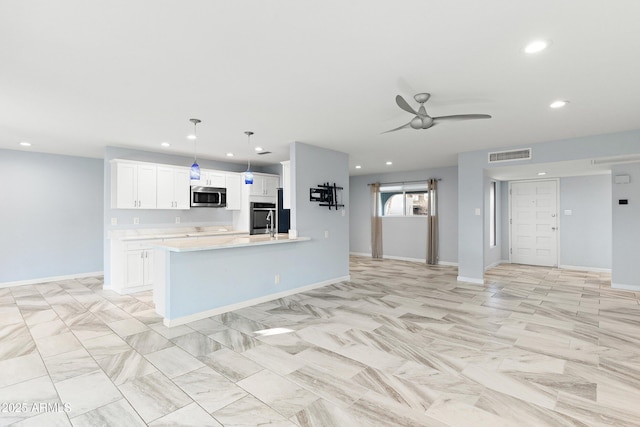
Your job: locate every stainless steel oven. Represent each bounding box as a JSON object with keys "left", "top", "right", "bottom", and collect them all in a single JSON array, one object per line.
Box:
[
  {"left": 190, "top": 186, "right": 227, "bottom": 207},
  {"left": 250, "top": 202, "right": 276, "bottom": 235}
]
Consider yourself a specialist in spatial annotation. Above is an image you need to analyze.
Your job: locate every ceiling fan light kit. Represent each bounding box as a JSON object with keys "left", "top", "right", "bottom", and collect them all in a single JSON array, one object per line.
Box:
[{"left": 384, "top": 93, "right": 491, "bottom": 134}]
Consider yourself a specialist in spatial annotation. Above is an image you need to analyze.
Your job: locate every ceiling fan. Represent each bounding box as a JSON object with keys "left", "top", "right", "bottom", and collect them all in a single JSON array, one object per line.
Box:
[{"left": 383, "top": 93, "right": 491, "bottom": 133}]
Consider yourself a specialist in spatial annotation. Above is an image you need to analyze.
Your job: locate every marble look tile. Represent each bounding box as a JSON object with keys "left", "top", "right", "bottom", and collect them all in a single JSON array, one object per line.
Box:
[
  {"left": 8, "top": 411, "right": 71, "bottom": 427},
  {"left": 286, "top": 365, "right": 370, "bottom": 408},
  {"left": 97, "top": 349, "right": 158, "bottom": 385},
  {"left": 0, "top": 376, "right": 61, "bottom": 425},
  {"left": 295, "top": 347, "right": 366, "bottom": 378},
  {"left": 54, "top": 370, "right": 122, "bottom": 418},
  {"left": 118, "top": 371, "right": 192, "bottom": 423},
  {"left": 172, "top": 367, "right": 247, "bottom": 413},
  {"left": 0, "top": 352, "right": 47, "bottom": 388},
  {"left": 292, "top": 398, "right": 370, "bottom": 427},
  {"left": 149, "top": 322, "right": 194, "bottom": 339},
  {"left": 238, "top": 369, "right": 319, "bottom": 418},
  {"left": 145, "top": 346, "right": 205, "bottom": 378},
  {"left": 149, "top": 402, "right": 222, "bottom": 426},
  {"left": 208, "top": 328, "right": 261, "bottom": 352},
  {"left": 35, "top": 331, "right": 83, "bottom": 358},
  {"left": 22, "top": 308, "right": 59, "bottom": 326},
  {"left": 0, "top": 329, "right": 36, "bottom": 362},
  {"left": 92, "top": 307, "right": 131, "bottom": 323},
  {"left": 185, "top": 318, "right": 226, "bottom": 335},
  {"left": 69, "top": 398, "right": 145, "bottom": 427},
  {"left": 124, "top": 329, "right": 174, "bottom": 355},
  {"left": 242, "top": 343, "right": 307, "bottom": 375},
  {"left": 0, "top": 304, "right": 23, "bottom": 326},
  {"left": 28, "top": 317, "right": 69, "bottom": 339},
  {"left": 197, "top": 347, "right": 263, "bottom": 382},
  {"left": 107, "top": 318, "right": 149, "bottom": 337},
  {"left": 44, "top": 349, "right": 101, "bottom": 383},
  {"left": 171, "top": 331, "right": 222, "bottom": 357},
  {"left": 211, "top": 395, "right": 297, "bottom": 427},
  {"left": 82, "top": 333, "right": 131, "bottom": 359}
]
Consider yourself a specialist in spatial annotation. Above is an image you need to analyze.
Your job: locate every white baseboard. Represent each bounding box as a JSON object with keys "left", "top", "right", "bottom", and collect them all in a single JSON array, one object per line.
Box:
[
  {"left": 457, "top": 275, "right": 485, "bottom": 285},
  {"left": 484, "top": 260, "right": 506, "bottom": 271},
  {"left": 163, "top": 275, "right": 351, "bottom": 327},
  {"left": 349, "top": 252, "right": 371, "bottom": 258},
  {"left": 0, "top": 271, "right": 104, "bottom": 289},
  {"left": 611, "top": 282, "right": 640, "bottom": 291},
  {"left": 349, "top": 252, "right": 458, "bottom": 267},
  {"left": 559, "top": 265, "right": 612, "bottom": 273}
]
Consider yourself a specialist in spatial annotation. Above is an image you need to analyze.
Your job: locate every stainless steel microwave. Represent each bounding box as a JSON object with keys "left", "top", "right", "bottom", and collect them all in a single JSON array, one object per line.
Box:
[{"left": 190, "top": 186, "right": 226, "bottom": 207}]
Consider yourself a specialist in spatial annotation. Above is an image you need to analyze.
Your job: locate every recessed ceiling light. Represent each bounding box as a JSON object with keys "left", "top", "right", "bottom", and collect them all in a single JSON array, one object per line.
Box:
[
  {"left": 160, "top": 142, "right": 170, "bottom": 147},
  {"left": 187, "top": 134, "right": 196, "bottom": 140},
  {"left": 19, "top": 141, "right": 31, "bottom": 147},
  {"left": 537, "top": 172, "right": 547, "bottom": 176},
  {"left": 355, "top": 165, "right": 362, "bottom": 169},
  {"left": 550, "top": 100, "right": 569, "bottom": 109},
  {"left": 254, "top": 147, "right": 263, "bottom": 152},
  {"left": 386, "top": 161, "right": 393, "bottom": 165},
  {"left": 524, "top": 40, "right": 549, "bottom": 54},
  {"left": 226, "top": 152, "right": 234, "bottom": 157}
]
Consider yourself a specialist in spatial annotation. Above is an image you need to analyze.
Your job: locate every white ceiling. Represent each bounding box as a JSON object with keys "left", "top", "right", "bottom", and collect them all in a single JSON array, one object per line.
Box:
[{"left": 2, "top": 0, "right": 640, "bottom": 176}]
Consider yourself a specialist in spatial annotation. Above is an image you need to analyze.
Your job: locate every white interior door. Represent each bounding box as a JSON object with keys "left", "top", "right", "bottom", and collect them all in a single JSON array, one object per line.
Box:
[{"left": 510, "top": 180, "right": 559, "bottom": 267}]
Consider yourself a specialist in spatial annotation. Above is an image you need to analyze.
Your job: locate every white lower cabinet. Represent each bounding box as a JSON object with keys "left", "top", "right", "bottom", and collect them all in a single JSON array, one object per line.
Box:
[{"left": 110, "top": 240, "right": 155, "bottom": 294}]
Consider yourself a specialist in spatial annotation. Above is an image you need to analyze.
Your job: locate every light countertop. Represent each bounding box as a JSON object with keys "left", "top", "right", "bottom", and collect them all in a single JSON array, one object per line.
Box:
[
  {"left": 108, "top": 226, "right": 246, "bottom": 241},
  {"left": 148, "top": 233, "right": 310, "bottom": 252}
]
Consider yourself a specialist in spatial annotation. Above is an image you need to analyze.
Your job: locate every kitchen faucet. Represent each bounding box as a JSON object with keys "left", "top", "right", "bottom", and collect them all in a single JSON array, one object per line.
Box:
[{"left": 265, "top": 210, "right": 276, "bottom": 237}]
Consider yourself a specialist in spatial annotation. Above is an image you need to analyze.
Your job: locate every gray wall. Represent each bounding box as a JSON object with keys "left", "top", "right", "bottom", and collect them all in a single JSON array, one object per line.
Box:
[
  {"left": 611, "top": 163, "right": 640, "bottom": 288},
  {"left": 349, "top": 166, "right": 458, "bottom": 264},
  {"left": 458, "top": 129, "right": 640, "bottom": 283},
  {"left": 291, "top": 142, "right": 350, "bottom": 282},
  {"left": 560, "top": 174, "right": 611, "bottom": 269},
  {"left": 0, "top": 149, "right": 104, "bottom": 283}
]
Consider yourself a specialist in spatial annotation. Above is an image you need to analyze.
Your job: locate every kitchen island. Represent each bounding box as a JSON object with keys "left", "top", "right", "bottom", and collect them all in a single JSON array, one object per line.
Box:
[{"left": 149, "top": 233, "right": 313, "bottom": 326}]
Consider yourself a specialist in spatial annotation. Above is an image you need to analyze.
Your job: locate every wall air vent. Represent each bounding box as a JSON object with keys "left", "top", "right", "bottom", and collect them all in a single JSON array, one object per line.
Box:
[{"left": 488, "top": 148, "right": 531, "bottom": 163}]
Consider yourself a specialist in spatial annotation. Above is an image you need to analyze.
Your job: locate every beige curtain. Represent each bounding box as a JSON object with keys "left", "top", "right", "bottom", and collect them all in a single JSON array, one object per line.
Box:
[
  {"left": 426, "top": 179, "right": 438, "bottom": 265},
  {"left": 371, "top": 182, "right": 383, "bottom": 258}
]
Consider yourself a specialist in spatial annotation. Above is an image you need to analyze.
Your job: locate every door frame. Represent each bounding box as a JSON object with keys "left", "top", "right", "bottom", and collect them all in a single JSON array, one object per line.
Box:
[{"left": 508, "top": 178, "right": 560, "bottom": 267}]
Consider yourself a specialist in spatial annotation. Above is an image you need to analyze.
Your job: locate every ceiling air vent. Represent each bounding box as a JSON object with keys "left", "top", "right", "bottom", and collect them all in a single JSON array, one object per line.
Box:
[{"left": 488, "top": 148, "right": 531, "bottom": 163}]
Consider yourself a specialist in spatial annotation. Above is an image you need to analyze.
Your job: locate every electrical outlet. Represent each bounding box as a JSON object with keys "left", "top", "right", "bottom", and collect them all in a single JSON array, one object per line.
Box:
[
  {"left": 175, "top": 217, "right": 181, "bottom": 224},
  {"left": 275, "top": 274, "right": 280, "bottom": 285},
  {"left": 324, "top": 230, "right": 329, "bottom": 239},
  {"left": 133, "top": 217, "right": 139, "bottom": 225},
  {"left": 111, "top": 218, "right": 117, "bottom": 226}
]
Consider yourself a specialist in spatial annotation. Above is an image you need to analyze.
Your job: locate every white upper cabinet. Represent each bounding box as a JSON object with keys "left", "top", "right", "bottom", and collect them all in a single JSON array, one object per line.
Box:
[
  {"left": 225, "top": 173, "right": 242, "bottom": 210},
  {"left": 112, "top": 161, "right": 157, "bottom": 209},
  {"left": 248, "top": 173, "right": 279, "bottom": 197},
  {"left": 157, "top": 166, "right": 190, "bottom": 209},
  {"left": 193, "top": 170, "right": 226, "bottom": 187}
]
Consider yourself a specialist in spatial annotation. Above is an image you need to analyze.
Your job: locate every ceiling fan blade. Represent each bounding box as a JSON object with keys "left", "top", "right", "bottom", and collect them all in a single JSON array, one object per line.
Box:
[
  {"left": 381, "top": 122, "right": 411, "bottom": 134},
  {"left": 395, "top": 95, "right": 419, "bottom": 116},
  {"left": 433, "top": 114, "right": 492, "bottom": 121}
]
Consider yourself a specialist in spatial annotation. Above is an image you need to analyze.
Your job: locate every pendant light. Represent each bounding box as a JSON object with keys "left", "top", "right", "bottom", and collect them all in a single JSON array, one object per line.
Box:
[
  {"left": 189, "top": 118, "right": 201, "bottom": 180},
  {"left": 244, "top": 131, "right": 254, "bottom": 184}
]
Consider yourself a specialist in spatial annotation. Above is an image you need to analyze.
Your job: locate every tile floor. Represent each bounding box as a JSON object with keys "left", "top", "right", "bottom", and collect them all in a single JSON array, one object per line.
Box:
[{"left": 1, "top": 257, "right": 640, "bottom": 426}]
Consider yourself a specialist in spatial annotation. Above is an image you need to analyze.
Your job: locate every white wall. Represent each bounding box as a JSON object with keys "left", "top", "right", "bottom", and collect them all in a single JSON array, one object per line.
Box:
[
  {"left": 611, "top": 163, "right": 640, "bottom": 289},
  {"left": 560, "top": 174, "right": 611, "bottom": 270},
  {"left": 0, "top": 149, "right": 104, "bottom": 284},
  {"left": 349, "top": 166, "right": 458, "bottom": 264}
]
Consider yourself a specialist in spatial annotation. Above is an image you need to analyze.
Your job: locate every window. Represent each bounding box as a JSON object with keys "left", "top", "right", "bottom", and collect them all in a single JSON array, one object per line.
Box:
[
  {"left": 489, "top": 181, "right": 496, "bottom": 247},
  {"left": 380, "top": 184, "right": 430, "bottom": 216}
]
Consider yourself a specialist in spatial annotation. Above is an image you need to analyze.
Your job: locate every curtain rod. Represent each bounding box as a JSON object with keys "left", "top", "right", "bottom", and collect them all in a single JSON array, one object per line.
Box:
[{"left": 367, "top": 178, "right": 441, "bottom": 186}]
